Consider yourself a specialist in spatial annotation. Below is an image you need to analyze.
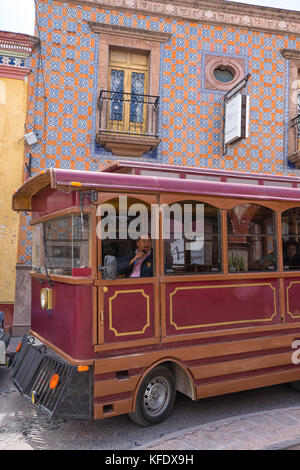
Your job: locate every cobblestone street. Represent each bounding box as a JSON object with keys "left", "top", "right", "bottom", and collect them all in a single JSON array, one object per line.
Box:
[
  {"left": 2, "top": 363, "right": 300, "bottom": 451},
  {"left": 0, "top": 377, "right": 66, "bottom": 450}
]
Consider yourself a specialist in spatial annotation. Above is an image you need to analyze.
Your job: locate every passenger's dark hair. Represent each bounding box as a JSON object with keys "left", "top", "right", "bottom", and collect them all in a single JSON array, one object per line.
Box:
[
  {"left": 285, "top": 240, "right": 299, "bottom": 257},
  {"left": 285, "top": 240, "right": 298, "bottom": 249}
]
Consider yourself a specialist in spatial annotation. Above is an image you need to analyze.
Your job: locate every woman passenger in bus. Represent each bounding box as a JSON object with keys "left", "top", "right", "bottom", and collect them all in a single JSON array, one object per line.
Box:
[
  {"left": 283, "top": 240, "right": 300, "bottom": 269},
  {"left": 117, "top": 234, "right": 153, "bottom": 278}
]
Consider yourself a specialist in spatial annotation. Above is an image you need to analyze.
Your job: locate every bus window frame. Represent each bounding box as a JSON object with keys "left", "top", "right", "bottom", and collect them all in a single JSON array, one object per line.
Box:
[
  {"left": 30, "top": 205, "right": 97, "bottom": 283},
  {"left": 227, "top": 202, "right": 279, "bottom": 274},
  {"left": 280, "top": 204, "right": 300, "bottom": 273},
  {"left": 159, "top": 195, "right": 295, "bottom": 280},
  {"left": 96, "top": 192, "right": 160, "bottom": 281},
  {"left": 159, "top": 194, "right": 225, "bottom": 282},
  {"left": 159, "top": 197, "right": 223, "bottom": 276}
]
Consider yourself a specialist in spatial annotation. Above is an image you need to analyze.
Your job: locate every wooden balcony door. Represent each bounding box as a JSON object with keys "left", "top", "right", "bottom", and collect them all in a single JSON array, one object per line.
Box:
[{"left": 108, "top": 48, "right": 149, "bottom": 135}]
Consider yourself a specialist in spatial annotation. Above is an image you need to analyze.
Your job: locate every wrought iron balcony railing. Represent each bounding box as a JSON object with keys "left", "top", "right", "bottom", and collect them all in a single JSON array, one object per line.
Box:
[
  {"left": 98, "top": 90, "right": 159, "bottom": 138},
  {"left": 291, "top": 114, "right": 300, "bottom": 154}
]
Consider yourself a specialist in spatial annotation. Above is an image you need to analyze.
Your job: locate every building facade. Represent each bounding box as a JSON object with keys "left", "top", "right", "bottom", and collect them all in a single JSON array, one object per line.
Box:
[
  {"left": 13, "top": 0, "right": 300, "bottom": 331},
  {"left": 0, "top": 31, "right": 37, "bottom": 332}
]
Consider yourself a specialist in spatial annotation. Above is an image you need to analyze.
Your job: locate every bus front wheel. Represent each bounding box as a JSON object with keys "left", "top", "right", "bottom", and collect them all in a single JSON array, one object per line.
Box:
[{"left": 129, "top": 365, "right": 176, "bottom": 426}]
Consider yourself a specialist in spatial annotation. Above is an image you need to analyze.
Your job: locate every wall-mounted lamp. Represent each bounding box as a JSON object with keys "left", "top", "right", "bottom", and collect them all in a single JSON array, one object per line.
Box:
[
  {"left": 18, "top": 131, "right": 38, "bottom": 146},
  {"left": 24, "top": 132, "right": 38, "bottom": 145}
]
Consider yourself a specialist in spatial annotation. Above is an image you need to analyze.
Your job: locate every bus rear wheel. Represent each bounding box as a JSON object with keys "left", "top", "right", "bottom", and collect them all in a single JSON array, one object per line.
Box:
[{"left": 130, "top": 366, "right": 176, "bottom": 426}]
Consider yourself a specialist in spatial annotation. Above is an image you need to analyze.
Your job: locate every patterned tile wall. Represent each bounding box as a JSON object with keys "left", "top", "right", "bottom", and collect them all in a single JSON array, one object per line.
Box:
[{"left": 18, "top": 0, "right": 300, "bottom": 264}]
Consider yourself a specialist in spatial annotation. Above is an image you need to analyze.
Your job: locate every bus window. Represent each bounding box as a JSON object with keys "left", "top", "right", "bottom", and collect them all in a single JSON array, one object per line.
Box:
[
  {"left": 164, "top": 201, "right": 221, "bottom": 274},
  {"left": 32, "top": 213, "right": 91, "bottom": 276},
  {"left": 282, "top": 207, "right": 300, "bottom": 270},
  {"left": 100, "top": 197, "right": 154, "bottom": 278},
  {"left": 227, "top": 204, "right": 277, "bottom": 272}
]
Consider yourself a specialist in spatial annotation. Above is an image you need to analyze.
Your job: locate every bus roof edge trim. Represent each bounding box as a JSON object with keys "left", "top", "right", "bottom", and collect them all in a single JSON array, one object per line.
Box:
[
  {"left": 12, "top": 169, "right": 54, "bottom": 211},
  {"left": 11, "top": 168, "right": 300, "bottom": 212}
]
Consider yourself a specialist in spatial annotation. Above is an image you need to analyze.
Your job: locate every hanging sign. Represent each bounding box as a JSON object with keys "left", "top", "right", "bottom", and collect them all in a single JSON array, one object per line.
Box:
[
  {"left": 224, "top": 94, "right": 249, "bottom": 145},
  {"left": 222, "top": 73, "right": 250, "bottom": 155}
]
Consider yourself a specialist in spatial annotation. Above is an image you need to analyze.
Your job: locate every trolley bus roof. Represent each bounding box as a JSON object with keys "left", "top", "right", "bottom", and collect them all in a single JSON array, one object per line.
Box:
[
  {"left": 101, "top": 160, "right": 300, "bottom": 187},
  {"left": 12, "top": 166, "right": 300, "bottom": 211}
]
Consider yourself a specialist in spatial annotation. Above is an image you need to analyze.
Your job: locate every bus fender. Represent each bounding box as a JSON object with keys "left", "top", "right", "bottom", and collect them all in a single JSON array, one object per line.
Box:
[{"left": 132, "top": 357, "right": 196, "bottom": 411}]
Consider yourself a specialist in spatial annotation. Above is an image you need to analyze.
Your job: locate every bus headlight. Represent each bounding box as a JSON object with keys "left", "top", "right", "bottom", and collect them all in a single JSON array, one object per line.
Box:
[{"left": 40, "top": 288, "right": 53, "bottom": 310}]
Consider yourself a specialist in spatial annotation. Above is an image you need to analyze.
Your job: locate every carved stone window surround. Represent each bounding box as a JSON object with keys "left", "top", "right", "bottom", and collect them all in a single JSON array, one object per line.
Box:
[
  {"left": 89, "top": 22, "right": 171, "bottom": 157},
  {"left": 281, "top": 49, "right": 300, "bottom": 167},
  {"left": 204, "top": 55, "right": 245, "bottom": 92}
]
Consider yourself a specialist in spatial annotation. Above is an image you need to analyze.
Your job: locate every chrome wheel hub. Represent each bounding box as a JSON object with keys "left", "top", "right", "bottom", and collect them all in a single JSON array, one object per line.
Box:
[{"left": 143, "top": 377, "right": 170, "bottom": 416}]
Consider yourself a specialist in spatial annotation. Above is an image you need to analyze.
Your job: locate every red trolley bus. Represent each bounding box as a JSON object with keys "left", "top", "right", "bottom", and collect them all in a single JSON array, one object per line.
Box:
[{"left": 9, "top": 162, "right": 300, "bottom": 425}]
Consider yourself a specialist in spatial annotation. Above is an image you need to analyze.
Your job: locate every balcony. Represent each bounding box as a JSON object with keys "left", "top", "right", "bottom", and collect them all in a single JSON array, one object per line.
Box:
[
  {"left": 96, "top": 90, "right": 160, "bottom": 157},
  {"left": 288, "top": 114, "right": 300, "bottom": 167}
]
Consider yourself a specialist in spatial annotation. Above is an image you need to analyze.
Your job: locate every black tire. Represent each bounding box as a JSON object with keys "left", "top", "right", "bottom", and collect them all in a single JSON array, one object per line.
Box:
[
  {"left": 289, "top": 380, "right": 300, "bottom": 392},
  {"left": 129, "top": 365, "right": 176, "bottom": 426}
]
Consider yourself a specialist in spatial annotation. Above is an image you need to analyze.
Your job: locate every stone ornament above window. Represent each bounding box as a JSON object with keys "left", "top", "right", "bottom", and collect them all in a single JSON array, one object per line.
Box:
[{"left": 204, "top": 55, "right": 245, "bottom": 91}]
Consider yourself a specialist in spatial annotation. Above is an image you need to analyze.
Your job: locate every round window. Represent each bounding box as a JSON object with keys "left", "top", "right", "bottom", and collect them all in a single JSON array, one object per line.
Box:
[{"left": 213, "top": 66, "right": 235, "bottom": 83}]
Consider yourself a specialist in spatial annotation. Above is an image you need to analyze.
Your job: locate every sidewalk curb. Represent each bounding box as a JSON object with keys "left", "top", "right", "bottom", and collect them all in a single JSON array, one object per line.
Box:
[
  {"left": 264, "top": 437, "right": 300, "bottom": 450},
  {"left": 138, "top": 406, "right": 300, "bottom": 450}
]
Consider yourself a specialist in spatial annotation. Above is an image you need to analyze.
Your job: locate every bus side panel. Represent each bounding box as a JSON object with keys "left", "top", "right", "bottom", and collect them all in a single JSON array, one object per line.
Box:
[
  {"left": 91, "top": 328, "right": 300, "bottom": 418},
  {"left": 102, "top": 283, "right": 155, "bottom": 343},
  {"left": 93, "top": 367, "right": 142, "bottom": 419},
  {"left": 195, "top": 368, "right": 300, "bottom": 400},
  {"left": 31, "top": 278, "right": 95, "bottom": 359},
  {"left": 165, "top": 278, "right": 280, "bottom": 335},
  {"left": 285, "top": 278, "right": 300, "bottom": 324}
]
